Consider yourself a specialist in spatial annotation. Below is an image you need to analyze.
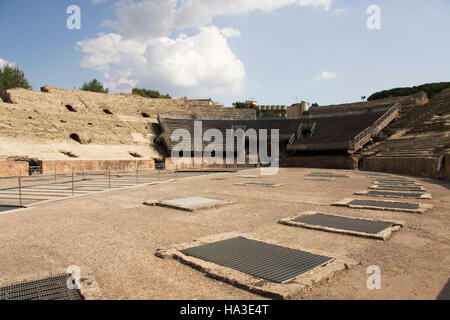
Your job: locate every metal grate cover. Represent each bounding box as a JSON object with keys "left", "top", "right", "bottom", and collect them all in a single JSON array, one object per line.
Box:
[
  {"left": 304, "top": 177, "right": 334, "bottom": 181},
  {"left": 377, "top": 180, "right": 417, "bottom": 185},
  {"left": 181, "top": 237, "right": 333, "bottom": 284},
  {"left": 349, "top": 199, "right": 419, "bottom": 210},
  {"left": 367, "top": 191, "right": 425, "bottom": 198},
  {"left": 242, "top": 182, "right": 279, "bottom": 187},
  {"left": 366, "top": 173, "right": 390, "bottom": 177},
  {"left": 0, "top": 274, "right": 84, "bottom": 300},
  {"left": 294, "top": 213, "right": 394, "bottom": 234},
  {"left": 373, "top": 185, "right": 425, "bottom": 192},
  {"left": 309, "top": 174, "right": 348, "bottom": 178},
  {"left": 0, "top": 206, "right": 23, "bottom": 213}
]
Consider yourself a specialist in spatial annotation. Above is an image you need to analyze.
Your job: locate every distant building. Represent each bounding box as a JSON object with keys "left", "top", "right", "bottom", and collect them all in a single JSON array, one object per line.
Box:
[
  {"left": 287, "top": 101, "right": 309, "bottom": 118},
  {"left": 181, "top": 98, "right": 224, "bottom": 108},
  {"left": 233, "top": 100, "right": 287, "bottom": 117}
]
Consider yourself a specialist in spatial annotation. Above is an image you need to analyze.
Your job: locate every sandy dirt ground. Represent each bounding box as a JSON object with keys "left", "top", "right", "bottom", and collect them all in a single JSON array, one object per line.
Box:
[{"left": 0, "top": 168, "right": 449, "bottom": 300}]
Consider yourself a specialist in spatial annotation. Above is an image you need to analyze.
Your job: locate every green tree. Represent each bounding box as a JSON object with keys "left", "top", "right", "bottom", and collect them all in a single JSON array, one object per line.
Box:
[
  {"left": 132, "top": 88, "right": 171, "bottom": 99},
  {"left": 311, "top": 103, "right": 319, "bottom": 107},
  {"left": 368, "top": 82, "right": 450, "bottom": 101},
  {"left": 0, "top": 64, "right": 32, "bottom": 92},
  {"left": 80, "top": 79, "right": 109, "bottom": 93}
]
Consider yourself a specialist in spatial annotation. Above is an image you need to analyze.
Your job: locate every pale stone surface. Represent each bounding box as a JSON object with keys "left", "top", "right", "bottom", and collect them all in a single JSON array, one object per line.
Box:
[
  {"left": 0, "top": 86, "right": 254, "bottom": 161},
  {"left": 157, "top": 196, "right": 231, "bottom": 211}
]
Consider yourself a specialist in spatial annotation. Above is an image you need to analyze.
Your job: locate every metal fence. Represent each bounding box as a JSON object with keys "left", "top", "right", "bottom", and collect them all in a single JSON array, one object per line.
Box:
[{"left": 0, "top": 167, "right": 212, "bottom": 207}]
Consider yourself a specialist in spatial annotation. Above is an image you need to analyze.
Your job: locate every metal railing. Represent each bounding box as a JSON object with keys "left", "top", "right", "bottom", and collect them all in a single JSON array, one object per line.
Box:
[
  {"left": 0, "top": 167, "right": 214, "bottom": 207},
  {"left": 350, "top": 103, "right": 401, "bottom": 150}
]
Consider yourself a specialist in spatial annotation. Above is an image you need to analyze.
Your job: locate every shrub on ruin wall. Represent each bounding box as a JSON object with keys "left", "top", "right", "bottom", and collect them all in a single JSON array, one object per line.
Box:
[
  {"left": 132, "top": 88, "right": 171, "bottom": 99},
  {"left": 80, "top": 79, "right": 109, "bottom": 94},
  {"left": 0, "top": 64, "right": 31, "bottom": 93}
]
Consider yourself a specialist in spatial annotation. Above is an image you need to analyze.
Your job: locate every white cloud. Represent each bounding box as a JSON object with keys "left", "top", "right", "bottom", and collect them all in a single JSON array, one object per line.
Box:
[
  {"left": 78, "top": 27, "right": 246, "bottom": 95},
  {"left": 79, "top": 0, "right": 333, "bottom": 96},
  {"left": 220, "top": 27, "right": 241, "bottom": 38},
  {"left": 91, "top": 0, "right": 106, "bottom": 5},
  {"left": 103, "top": 0, "right": 332, "bottom": 40},
  {"left": 0, "top": 58, "right": 13, "bottom": 68},
  {"left": 316, "top": 71, "right": 338, "bottom": 80}
]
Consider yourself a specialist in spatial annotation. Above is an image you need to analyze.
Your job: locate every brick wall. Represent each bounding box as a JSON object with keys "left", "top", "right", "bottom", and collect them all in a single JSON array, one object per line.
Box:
[
  {"left": 0, "top": 161, "right": 29, "bottom": 177},
  {"left": 362, "top": 156, "right": 439, "bottom": 179},
  {"left": 164, "top": 157, "right": 258, "bottom": 170},
  {"left": 41, "top": 160, "right": 154, "bottom": 174},
  {"left": 282, "top": 155, "right": 357, "bottom": 169}
]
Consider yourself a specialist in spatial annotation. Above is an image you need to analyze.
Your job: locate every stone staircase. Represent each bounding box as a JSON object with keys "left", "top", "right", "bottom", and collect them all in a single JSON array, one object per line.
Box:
[{"left": 359, "top": 89, "right": 450, "bottom": 159}]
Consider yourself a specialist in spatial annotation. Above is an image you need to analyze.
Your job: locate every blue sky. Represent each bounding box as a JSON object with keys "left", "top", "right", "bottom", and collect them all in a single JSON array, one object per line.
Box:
[{"left": 0, "top": 0, "right": 449, "bottom": 107}]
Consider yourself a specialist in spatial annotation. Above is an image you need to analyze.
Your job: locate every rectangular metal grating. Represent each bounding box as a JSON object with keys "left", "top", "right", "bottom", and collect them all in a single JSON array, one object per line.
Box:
[
  {"left": 376, "top": 180, "right": 417, "bottom": 185},
  {"left": 0, "top": 274, "right": 84, "bottom": 300},
  {"left": 0, "top": 206, "right": 23, "bottom": 213},
  {"left": 304, "top": 177, "right": 333, "bottom": 181},
  {"left": 294, "top": 213, "right": 394, "bottom": 234},
  {"left": 308, "top": 174, "right": 348, "bottom": 178},
  {"left": 374, "top": 185, "right": 425, "bottom": 191},
  {"left": 367, "top": 191, "right": 425, "bottom": 198},
  {"left": 242, "top": 182, "right": 279, "bottom": 187},
  {"left": 181, "top": 237, "right": 333, "bottom": 284},
  {"left": 349, "top": 199, "right": 419, "bottom": 210}
]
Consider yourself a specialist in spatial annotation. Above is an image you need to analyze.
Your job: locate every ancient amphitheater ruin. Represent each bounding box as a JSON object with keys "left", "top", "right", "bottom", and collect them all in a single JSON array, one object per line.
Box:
[
  {"left": 0, "top": 86, "right": 255, "bottom": 176},
  {"left": 1, "top": 86, "right": 448, "bottom": 180},
  {"left": 0, "top": 85, "right": 449, "bottom": 301}
]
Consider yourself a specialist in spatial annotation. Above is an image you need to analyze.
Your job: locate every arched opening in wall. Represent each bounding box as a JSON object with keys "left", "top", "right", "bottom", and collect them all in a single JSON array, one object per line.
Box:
[
  {"left": 141, "top": 112, "right": 150, "bottom": 118},
  {"left": 129, "top": 152, "right": 143, "bottom": 158},
  {"left": 103, "top": 109, "right": 113, "bottom": 115},
  {"left": 69, "top": 133, "right": 82, "bottom": 144},
  {"left": 65, "top": 105, "right": 77, "bottom": 112}
]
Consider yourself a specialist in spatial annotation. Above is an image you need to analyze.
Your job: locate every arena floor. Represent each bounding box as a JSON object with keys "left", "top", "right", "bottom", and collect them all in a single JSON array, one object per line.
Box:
[{"left": 0, "top": 168, "right": 448, "bottom": 300}]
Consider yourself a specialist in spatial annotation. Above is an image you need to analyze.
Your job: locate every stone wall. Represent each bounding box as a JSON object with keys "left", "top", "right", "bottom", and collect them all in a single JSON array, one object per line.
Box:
[
  {"left": 0, "top": 86, "right": 255, "bottom": 161},
  {"left": 282, "top": 155, "right": 357, "bottom": 169},
  {"left": 362, "top": 156, "right": 440, "bottom": 179},
  {"left": 0, "top": 161, "right": 29, "bottom": 177},
  {"left": 41, "top": 160, "right": 154, "bottom": 174},
  {"left": 440, "top": 154, "right": 450, "bottom": 181},
  {"left": 309, "top": 92, "right": 428, "bottom": 115},
  {"left": 164, "top": 157, "right": 257, "bottom": 170}
]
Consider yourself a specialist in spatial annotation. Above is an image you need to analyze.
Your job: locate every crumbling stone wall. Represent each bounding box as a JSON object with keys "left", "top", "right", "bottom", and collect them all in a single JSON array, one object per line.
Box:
[
  {"left": 41, "top": 160, "right": 154, "bottom": 175},
  {"left": 0, "top": 86, "right": 255, "bottom": 164},
  {"left": 309, "top": 92, "right": 428, "bottom": 115},
  {"left": 0, "top": 161, "right": 29, "bottom": 177},
  {"left": 362, "top": 156, "right": 440, "bottom": 179},
  {"left": 282, "top": 155, "right": 357, "bottom": 169},
  {"left": 440, "top": 153, "right": 450, "bottom": 181}
]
